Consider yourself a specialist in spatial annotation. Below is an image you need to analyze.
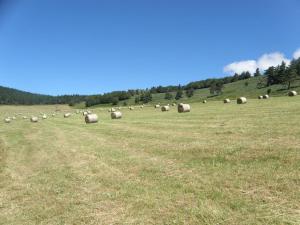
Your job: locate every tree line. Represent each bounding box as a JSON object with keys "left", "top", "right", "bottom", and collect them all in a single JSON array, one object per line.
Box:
[{"left": 257, "top": 58, "right": 300, "bottom": 89}]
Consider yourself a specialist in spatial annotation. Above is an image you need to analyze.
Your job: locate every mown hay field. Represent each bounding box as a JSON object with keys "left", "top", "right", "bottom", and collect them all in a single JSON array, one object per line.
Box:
[{"left": 0, "top": 97, "right": 299, "bottom": 225}]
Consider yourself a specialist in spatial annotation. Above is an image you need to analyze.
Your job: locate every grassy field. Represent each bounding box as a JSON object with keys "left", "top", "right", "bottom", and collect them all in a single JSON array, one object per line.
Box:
[{"left": 0, "top": 97, "right": 299, "bottom": 224}]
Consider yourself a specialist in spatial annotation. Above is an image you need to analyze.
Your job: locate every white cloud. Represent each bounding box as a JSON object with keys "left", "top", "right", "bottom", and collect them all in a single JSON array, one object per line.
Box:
[
  {"left": 223, "top": 60, "right": 257, "bottom": 74},
  {"left": 257, "top": 52, "right": 290, "bottom": 70},
  {"left": 293, "top": 48, "right": 300, "bottom": 59},
  {"left": 223, "top": 51, "right": 291, "bottom": 75}
]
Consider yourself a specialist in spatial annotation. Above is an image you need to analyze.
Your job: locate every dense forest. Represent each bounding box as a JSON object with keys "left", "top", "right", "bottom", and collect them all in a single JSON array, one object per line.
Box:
[
  {"left": 0, "top": 86, "right": 86, "bottom": 105},
  {"left": 1, "top": 57, "right": 300, "bottom": 106}
]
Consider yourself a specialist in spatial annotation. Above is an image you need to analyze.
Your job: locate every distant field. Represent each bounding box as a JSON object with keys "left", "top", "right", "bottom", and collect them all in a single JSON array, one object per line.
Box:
[{"left": 0, "top": 97, "right": 299, "bottom": 224}]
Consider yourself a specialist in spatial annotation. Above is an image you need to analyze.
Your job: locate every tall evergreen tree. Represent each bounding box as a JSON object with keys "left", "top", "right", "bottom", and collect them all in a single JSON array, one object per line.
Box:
[
  {"left": 185, "top": 88, "right": 194, "bottom": 98},
  {"left": 175, "top": 89, "right": 183, "bottom": 100},
  {"left": 265, "top": 66, "right": 277, "bottom": 86},
  {"left": 284, "top": 68, "right": 298, "bottom": 89},
  {"left": 254, "top": 68, "right": 261, "bottom": 77},
  {"left": 277, "top": 61, "right": 288, "bottom": 84}
]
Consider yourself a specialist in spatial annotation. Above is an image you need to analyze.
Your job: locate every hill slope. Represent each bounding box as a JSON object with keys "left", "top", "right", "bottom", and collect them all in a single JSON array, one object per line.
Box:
[{"left": 99, "top": 76, "right": 300, "bottom": 107}]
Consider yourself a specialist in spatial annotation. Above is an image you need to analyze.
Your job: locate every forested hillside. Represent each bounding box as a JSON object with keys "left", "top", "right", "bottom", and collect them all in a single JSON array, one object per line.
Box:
[{"left": 0, "top": 86, "right": 86, "bottom": 105}]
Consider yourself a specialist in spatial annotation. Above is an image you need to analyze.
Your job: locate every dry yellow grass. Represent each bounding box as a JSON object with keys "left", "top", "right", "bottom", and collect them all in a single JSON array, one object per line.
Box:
[{"left": 0, "top": 98, "right": 299, "bottom": 224}]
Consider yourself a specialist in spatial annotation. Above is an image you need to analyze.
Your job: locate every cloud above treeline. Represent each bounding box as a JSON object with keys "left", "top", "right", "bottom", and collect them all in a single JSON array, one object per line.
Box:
[
  {"left": 293, "top": 48, "right": 300, "bottom": 59},
  {"left": 223, "top": 49, "right": 300, "bottom": 75}
]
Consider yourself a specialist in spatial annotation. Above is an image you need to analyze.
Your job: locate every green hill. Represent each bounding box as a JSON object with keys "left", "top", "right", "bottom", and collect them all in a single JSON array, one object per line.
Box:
[{"left": 95, "top": 76, "right": 300, "bottom": 107}]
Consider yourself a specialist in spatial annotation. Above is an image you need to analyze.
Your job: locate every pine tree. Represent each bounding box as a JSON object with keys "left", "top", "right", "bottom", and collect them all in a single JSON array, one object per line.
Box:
[
  {"left": 175, "top": 90, "right": 183, "bottom": 100},
  {"left": 254, "top": 68, "right": 261, "bottom": 77},
  {"left": 285, "top": 68, "right": 298, "bottom": 89},
  {"left": 277, "top": 61, "right": 287, "bottom": 84},
  {"left": 265, "top": 66, "right": 277, "bottom": 86},
  {"left": 185, "top": 88, "right": 194, "bottom": 98}
]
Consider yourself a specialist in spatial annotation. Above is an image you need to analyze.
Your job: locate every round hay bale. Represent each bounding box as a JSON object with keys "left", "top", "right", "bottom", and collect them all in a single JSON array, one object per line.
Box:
[
  {"left": 263, "top": 95, "right": 269, "bottom": 99},
  {"left": 31, "top": 116, "right": 38, "bottom": 122},
  {"left": 4, "top": 118, "right": 11, "bottom": 123},
  {"left": 23, "top": 116, "right": 28, "bottom": 119},
  {"left": 178, "top": 103, "right": 191, "bottom": 113},
  {"left": 64, "top": 113, "right": 71, "bottom": 118},
  {"left": 12, "top": 116, "right": 16, "bottom": 120},
  {"left": 110, "top": 108, "right": 116, "bottom": 112},
  {"left": 42, "top": 114, "right": 47, "bottom": 119},
  {"left": 224, "top": 99, "right": 230, "bottom": 103},
  {"left": 237, "top": 97, "right": 247, "bottom": 104},
  {"left": 154, "top": 104, "right": 160, "bottom": 108},
  {"left": 203, "top": 100, "right": 207, "bottom": 104},
  {"left": 172, "top": 103, "right": 176, "bottom": 106},
  {"left": 288, "top": 90, "right": 297, "bottom": 96},
  {"left": 52, "top": 113, "right": 56, "bottom": 117},
  {"left": 258, "top": 95, "right": 263, "bottom": 99},
  {"left": 129, "top": 107, "right": 134, "bottom": 110},
  {"left": 140, "top": 105, "right": 144, "bottom": 108},
  {"left": 87, "top": 110, "right": 92, "bottom": 114},
  {"left": 83, "top": 111, "right": 88, "bottom": 116},
  {"left": 85, "top": 114, "right": 98, "bottom": 123},
  {"left": 161, "top": 105, "right": 170, "bottom": 112},
  {"left": 111, "top": 111, "right": 122, "bottom": 119}
]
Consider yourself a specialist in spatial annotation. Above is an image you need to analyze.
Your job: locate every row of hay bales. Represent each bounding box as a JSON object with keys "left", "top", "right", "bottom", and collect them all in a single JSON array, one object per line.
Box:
[
  {"left": 258, "top": 95, "right": 269, "bottom": 99},
  {"left": 3, "top": 110, "right": 78, "bottom": 123},
  {"left": 257, "top": 91, "right": 297, "bottom": 99},
  {"left": 3, "top": 90, "right": 298, "bottom": 124},
  {"left": 84, "top": 111, "right": 123, "bottom": 123},
  {"left": 152, "top": 102, "right": 190, "bottom": 113}
]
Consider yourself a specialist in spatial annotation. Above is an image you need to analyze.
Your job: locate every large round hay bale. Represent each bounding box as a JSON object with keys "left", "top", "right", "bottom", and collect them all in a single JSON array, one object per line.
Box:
[
  {"left": 31, "top": 116, "right": 38, "bottom": 122},
  {"left": 161, "top": 105, "right": 170, "bottom": 112},
  {"left": 258, "top": 95, "right": 263, "bottom": 99},
  {"left": 83, "top": 111, "right": 88, "bottom": 116},
  {"left": 4, "top": 118, "right": 11, "bottom": 123},
  {"left": 64, "top": 113, "right": 71, "bottom": 118},
  {"left": 237, "top": 97, "right": 247, "bottom": 104},
  {"left": 178, "top": 103, "right": 191, "bottom": 113},
  {"left": 42, "top": 114, "right": 47, "bottom": 119},
  {"left": 140, "top": 105, "right": 144, "bottom": 108},
  {"left": 154, "top": 104, "right": 160, "bottom": 108},
  {"left": 224, "top": 99, "right": 230, "bottom": 103},
  {"left": 172, "top": 103, "right": 176, "bottom": 106},
  {"left": 52, "top": 113, "right": 56, "bottom": 117},
  {"left": 203, "top": 100, "right": 207, "bottom": 104},
  {"left": 111, "top": 111, "right": 122, "bottom": 119},
  {"left": 22, "top": 116, "right": 28, "bottom": 119},
  {"left": 110, "top": 108, "right": 116, "bottom": 112},
  {"left": 288, "top": 91, "right": 297, "bottom": 96},
  {"left": 263, "top": 95, "right": 269, "bottom": 99},
  {"left": 85, "top": 114, "right": 98, "bottom": 123},
  {"left": 129, "top": 107, "right": 134, "bottom": 110},
  {"left": 12, "top": 116, "right": 16, "bottom": 120}
]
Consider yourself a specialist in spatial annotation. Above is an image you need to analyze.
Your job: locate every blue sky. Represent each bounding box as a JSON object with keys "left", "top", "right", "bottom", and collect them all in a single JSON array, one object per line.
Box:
[{"left": 0, "top": 0, "right": 299, "bottom": 95}]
